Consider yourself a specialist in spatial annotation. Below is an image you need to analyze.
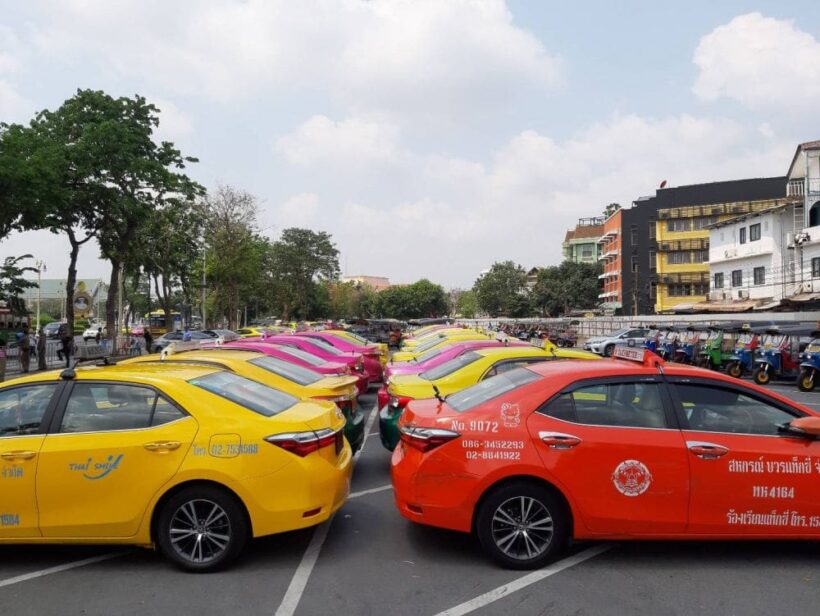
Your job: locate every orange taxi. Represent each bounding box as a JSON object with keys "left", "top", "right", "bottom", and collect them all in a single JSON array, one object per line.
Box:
[{"left": 391, "top": 346, "right": 820, "bottom": 569}]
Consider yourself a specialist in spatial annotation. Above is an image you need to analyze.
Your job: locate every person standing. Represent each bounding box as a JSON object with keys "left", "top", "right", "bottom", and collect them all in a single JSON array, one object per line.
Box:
[
  {"left": 59, "top": 327, "right": 73, "bottom": 368},
  {"left": 37, "top": 327, "right": 47, "bottom": 370},
  {"left": 143, "top": 328, "right": 153, "bottom": 354},
  {"left": 19, "top": 327, "right": 31, "bottom": 373}
]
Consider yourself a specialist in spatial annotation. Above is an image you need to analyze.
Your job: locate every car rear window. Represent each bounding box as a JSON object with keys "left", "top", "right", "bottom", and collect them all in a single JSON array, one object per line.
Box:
[
  {"left": 447, "top": 367, "right": 541, "bottom": 413},
  {"left": 413, "top": 347, "right": 444, "bottom": 364},
  {"left": 415, "top": 336, "right": 446, "bottom": 353},
  {"left": 274, "top": 345, "right": 324, "bottom": 366},
  {"left": 297, "top": 337, "right": 344, "bottom": 356},
  {"left": 189, "top": 372, "right": 298, "bottom": 416},
  {"left": 249, "top": 356, "right": 322, "bottom": 385},
  {"left": 420, "top": 351, "right": 481, "bottom": 381}
]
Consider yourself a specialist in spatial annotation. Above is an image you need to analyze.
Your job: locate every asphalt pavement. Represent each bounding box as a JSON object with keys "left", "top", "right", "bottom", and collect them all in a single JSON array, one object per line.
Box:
[{"left": 0, "top": 387, "right": 818, "bottom": 615}]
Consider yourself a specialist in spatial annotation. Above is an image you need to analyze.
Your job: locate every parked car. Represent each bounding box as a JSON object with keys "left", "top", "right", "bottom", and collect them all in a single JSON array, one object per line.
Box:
[
  {"left": 82, "top": 325, "right": 106, "bottom": 342},
  {"left": 583, "top": 328, "right": 650, "bottom": 356}
]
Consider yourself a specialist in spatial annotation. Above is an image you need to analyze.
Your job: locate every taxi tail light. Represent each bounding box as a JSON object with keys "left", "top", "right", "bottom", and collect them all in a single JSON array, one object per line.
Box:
[
  {"left": 399, "top": 426, "right": 460, "bottom": 453},
  {"left": 265, "top": 428, "right": 339, "bottom": 457},
  {"left": 316, "top": 395, "right": 354, "bottom": 415}
]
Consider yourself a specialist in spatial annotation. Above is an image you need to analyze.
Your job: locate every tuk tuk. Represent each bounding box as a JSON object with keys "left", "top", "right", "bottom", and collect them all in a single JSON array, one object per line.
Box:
[
  {"left": 696, "top": 321, "right": 745, "bottom": 370},
  {"left": 724, "top": 324, "right": 767, "bottom": 378},
  {"left": 797, "top": 330, "right": 820, "bottom": 391},
  {"left": 672, "top": 325, "right": 706, "bottom": 364},
  {"left": 752, "top": 324, "right": 815, "bottom": 385},
  {"left": 656, "top": 326, "right": 681, "bottom": 361},
  {"left": 644, "top": 327, "right": 664, "bottom": 354}
]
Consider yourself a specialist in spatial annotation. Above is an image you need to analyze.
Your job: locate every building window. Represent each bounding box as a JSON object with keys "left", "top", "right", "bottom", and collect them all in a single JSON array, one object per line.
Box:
[
  {"left": 668, "top": 284, "right": 689, "bottom": 297},
  {"left": 731, "top": 270, "right": 743, "bottom": 287},
  {"left": 630, "top": 224, "right": 638, "bottom": 245},
  {"left": 812, "top": 257, "right": 820, "bottom": 278},
  {"left": 692, "top": 250, "right": 708, "bottom": 263},
  {"left": 631, "top": 256, "right": 638, "bottom": 273},
  {"left": 581, "top": 245, "right": 593, "bottom": 258},
  {"left": 739, "top": 227, "right": 747, "bottom": 244},
  {"left": 648, "top": 220, "right": 656, "bottom": 240},
  {"left": 668, "top": 252, "right": 691, "bottom": 264},
  {"left": 750, "top": 223, "right": 761, "bottom": 242},
  {"left": 753, "top": 266, "right": 765, "bottom": 285},
  {"left": 649, "top": 281, "right": 657, "bottom": 300},
  {"left": 693, "top": 216, "right": 718, "bottom": 230},
  {"left": 648, "top": 250, "right": 656, "bottom": 273},
  {"left": 667, "top": 219, "right": 690, "bottom": 232},
  {"left": 714, "top": 273, "right": 724, "bottom": 289}
]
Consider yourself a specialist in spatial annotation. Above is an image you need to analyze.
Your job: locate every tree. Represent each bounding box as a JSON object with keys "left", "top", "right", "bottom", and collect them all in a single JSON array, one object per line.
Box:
[
  {"left": 266, "top": 228, "right": 340, "bottom": 321},
  {"left": 371, "top": 279, "right": 448, "bottom": 319},
  {"left": 531, "top": 261, "right": 602, "bottom": 316},
  {"left": 0, "top": 255, "right": 37, "bottom": 317},
  {"left": 452, "top": 289, "right": 478, "bottom": 318},
  {"left": 473, "top": 261, "right": 528, "bottom": 317}
]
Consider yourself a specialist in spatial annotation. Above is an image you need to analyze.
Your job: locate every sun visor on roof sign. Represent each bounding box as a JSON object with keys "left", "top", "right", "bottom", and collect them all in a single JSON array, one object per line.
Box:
[{"left": 612, "top": 344, "right": 665, "bottom": 368}]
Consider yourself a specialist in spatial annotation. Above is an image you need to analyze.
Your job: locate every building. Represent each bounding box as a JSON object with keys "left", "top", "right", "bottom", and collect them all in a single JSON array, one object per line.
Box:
[
  {"left": 783, "top": 141, "right": 820, "bottom": 306},
  {"left": 706, "top": 204, "right": 798, "bottom": 309},
  {"left": 620, "top": 177, "right": 787, "bottom": 315},
  {"left": 562, "top": 217, "right": 604, "bottom": 263},
  {"left": 526, "top": 267, "right": 540, "bottom": 290},
  {"left": 597, "top": 208, "right": 622, "bottom": 312},
  {"left": 341, "top": 275, "right": 390, "bottom": 292}
]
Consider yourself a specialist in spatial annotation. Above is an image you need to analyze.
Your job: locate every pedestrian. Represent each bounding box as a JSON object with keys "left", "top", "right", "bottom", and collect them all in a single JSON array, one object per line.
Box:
[
  {"left": 19, "top": 327, "right": 31, "bottom": 373},
  {"left": 59, "top": 326, "right": 73, "bottom": 368},
  {"left": 143, "top": 328, "right": 153, "bottom": 354},
  {"left": 95, "top": 327, "right": 102, "bottom": 344},
  {"left": 182, "top": 326, "right": 192, "bottom": 342},
  {"left": 37, "top": 327, "right": 47, "bottom": 371}
]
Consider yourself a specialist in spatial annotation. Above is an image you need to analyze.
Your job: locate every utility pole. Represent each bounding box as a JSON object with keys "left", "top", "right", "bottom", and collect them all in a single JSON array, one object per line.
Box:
[
  {"left": 35, "top": 260, "right": 45, "bottom": 330},
  {"left": 117, "top": 263, "right": 124, "bottom": 354},
  {"left": 201, "top": 248, "right": 207, "bottom": 328}
]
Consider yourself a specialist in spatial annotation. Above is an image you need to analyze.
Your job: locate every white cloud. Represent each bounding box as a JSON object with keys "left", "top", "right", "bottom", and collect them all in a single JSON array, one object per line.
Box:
[
  {"left": 693, "top": 12, "right": 820, "bottom": 110},
  {"left": 0, "top": 25, "right": 31, "bottom": 122},
  {"left": 150, "top": 97, "right": 194, "bottom": 140},
  {"left": 278, "top": 193, "right": 320, "bottom": 227},
  {"left": 27, "top": 0, "right": 562, "bottom": 124}
]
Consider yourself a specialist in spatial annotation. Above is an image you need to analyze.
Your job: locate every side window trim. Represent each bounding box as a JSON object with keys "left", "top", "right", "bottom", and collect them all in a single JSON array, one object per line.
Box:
[
  {"left": 0, "top": 381, "right": 66, "bottom": 438},
  {"left": 49, "top": 380, "right": 189, "bottom": 435},
  {"left": 536, "top": 375, "right": 679, "bottom": 430},
  {"left": 665, "top": 376, "right": 805, "bottom": 433}
]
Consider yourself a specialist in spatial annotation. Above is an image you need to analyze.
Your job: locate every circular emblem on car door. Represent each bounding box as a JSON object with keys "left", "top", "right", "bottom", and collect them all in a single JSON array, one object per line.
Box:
[{"left": 612, "top": 460, "right": 653, "bottom": 497}]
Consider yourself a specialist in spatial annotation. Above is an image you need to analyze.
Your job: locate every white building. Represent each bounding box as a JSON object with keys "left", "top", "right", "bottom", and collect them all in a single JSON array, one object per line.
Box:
[
  {"left": 707, "top": 204, "right": 796, "bottom": 306},
  {"left": 785, "top": 141, "right": 820, "bottom": 300}
]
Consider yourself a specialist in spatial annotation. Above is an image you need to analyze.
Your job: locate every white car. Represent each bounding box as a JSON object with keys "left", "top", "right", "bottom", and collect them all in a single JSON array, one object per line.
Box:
[
  {"left": 583, "top": 327, "right": 650, "bottom": 356},
  {"left": 82, "top": 325, "right": 106, "bottom": 341}
]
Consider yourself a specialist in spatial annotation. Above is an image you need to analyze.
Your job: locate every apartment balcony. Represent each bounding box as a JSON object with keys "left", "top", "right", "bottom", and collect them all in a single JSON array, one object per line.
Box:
[
  {"left": 598, "top": 271, "right": 619, "bottom": 279},
  {"left": 598, "top": 290, "right": 619, "bottom": 299},
  {"left": 810, "top": 178, "right": 820, "bottom": 196}
]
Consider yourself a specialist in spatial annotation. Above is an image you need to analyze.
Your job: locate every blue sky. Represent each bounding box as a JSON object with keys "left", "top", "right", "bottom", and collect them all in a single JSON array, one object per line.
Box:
[{"left": 2, "top": 1, "right": 819, "bottom": 288}]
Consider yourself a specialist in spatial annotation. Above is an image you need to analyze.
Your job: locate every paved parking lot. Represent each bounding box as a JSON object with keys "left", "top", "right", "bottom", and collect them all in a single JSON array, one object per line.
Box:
[{"left": 1, "top": 385, "right": 818, "bottom": 616}]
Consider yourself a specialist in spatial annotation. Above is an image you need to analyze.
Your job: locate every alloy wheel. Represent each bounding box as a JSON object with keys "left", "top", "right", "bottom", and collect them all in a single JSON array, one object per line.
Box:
[
  {"left": 491, "top": 496, "right": 553, "bottom": 560},
  {"left": 168, "top": 498, "right": 232, "bottom": 565}
]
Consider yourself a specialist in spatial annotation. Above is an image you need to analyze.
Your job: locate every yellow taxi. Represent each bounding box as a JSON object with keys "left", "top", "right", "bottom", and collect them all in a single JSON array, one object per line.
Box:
[
  {"left": 121, "top": 348, "right": 365, "bottom": 451},
  {"left": 0, "top": 363, "right": 351, "bottom": 571},
  {"left": 399, "top": 327, "right": 471, "bottom": 351},
  {"left": 234, "top": 326, "right": 289, "bottom": 338},
  {"left": 379, "top": 344, "right": 599, "bottom": 450},
  {"left": 392, "top": 330, "right": 495, "bottom": 362}
]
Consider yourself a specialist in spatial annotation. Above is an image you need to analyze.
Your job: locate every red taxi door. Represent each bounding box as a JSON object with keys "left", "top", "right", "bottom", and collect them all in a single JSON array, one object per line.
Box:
[
  {"left": 528, "top": 376, "right": 690, "bottom": 535},
  {"left": 668, "top": 378, "right": 820, "bottom": 535}
]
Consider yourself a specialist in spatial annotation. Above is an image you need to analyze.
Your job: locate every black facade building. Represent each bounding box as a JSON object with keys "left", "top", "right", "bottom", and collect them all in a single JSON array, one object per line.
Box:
[{"left": 621, "top": 177, "right": 786, "bottom": 315}]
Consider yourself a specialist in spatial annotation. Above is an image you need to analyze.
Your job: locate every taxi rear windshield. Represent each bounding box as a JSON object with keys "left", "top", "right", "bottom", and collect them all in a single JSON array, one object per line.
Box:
[
  {"left": 274, "top": 345, "right": 325, "bottom": 366},
  {"left": 298, "top": 337, "right": 344, "bottom": 355},
  {"left": 249, "top": 356, "right": 322, "bottom": 385},
  {"left": 420, "top": 351, "right": 481, "bottom": 381},
  {"left": 413, "top": 347, "right": 444, "bottom": 364},
  {"left": 189, "top": 372, "right": 298, "bottom": 416},
  {"left": 415, "top": 336, "right": 446, "bottom": 353},
  {"left": 447, "top": 367, "right": 541, "bottom": 413}
]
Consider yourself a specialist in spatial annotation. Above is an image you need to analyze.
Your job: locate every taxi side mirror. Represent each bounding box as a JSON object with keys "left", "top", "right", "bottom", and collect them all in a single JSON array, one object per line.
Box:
[{"left": 783, "top": 416, "right": 820, "bottom": 438}]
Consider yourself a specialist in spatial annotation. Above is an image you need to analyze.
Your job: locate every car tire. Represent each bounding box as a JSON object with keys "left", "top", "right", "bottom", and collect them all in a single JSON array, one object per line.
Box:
[
  {"left": 603, "top": 344, "right": 614, "bottom": 357},
  {"left": 475, "top": 481, "right": 568, "bottom": 570},
  {"left": 156, "top": 485, "right": 248, "bottom": 573},
  {"left": 726, "top": 361, "right": 743, "bottom": 379},
  {"left": 753, "top": 366, "right": 770, "bottom": 386}
]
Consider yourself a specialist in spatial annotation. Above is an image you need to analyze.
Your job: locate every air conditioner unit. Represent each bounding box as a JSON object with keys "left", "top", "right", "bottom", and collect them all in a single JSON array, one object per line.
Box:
[
  {"left": 723, "top": 248, "right": 737, "bottom": 258},
  {"left": 786, "top": 233, "right": 795, "bottom": 249},
  {"left": 737, "top": 290, "right": 748, "bottom": 299},
  {"left": 709, "top": 291, "right": 725, "bottom": 301}
]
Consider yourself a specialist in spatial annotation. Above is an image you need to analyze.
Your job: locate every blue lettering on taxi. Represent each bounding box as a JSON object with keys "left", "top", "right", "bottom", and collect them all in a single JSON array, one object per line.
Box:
[{"left": 69, "top": 454, "right": 124, "bottom": 480}]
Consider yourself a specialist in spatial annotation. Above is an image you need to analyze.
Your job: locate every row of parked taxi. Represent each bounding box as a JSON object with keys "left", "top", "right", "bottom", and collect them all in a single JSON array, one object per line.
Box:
[{"left": 0, "top": 327, "right": 386, "bottom": 572}]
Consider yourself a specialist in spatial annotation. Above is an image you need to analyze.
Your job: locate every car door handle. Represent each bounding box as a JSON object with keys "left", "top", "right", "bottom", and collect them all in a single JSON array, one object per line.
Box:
[
  {"left": 143, "top": 441, "right": 182, "bottom": 452},
  {"left": 539, "top": 432, "right": 582, "bottom": 449},
  {"left": 0, "top": 450, "right": 37, "bottom": 461},
  {"left": 686, "top": 441, "right": 729, "bottom": 460}
]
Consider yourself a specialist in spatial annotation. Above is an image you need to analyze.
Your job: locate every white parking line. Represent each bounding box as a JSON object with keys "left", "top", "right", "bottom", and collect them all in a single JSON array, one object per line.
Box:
[
  {"left": 349, "top": 484, "right": 392, "bottom": 499},
  {"left": 0, "top": 551, "right": 127, "bottom": 589},
  {"left": 274, "top": 402, "right": 379, "bottom": 616},
  {"left": 434, "top": 544, "right": 613, "bottom": 616}
]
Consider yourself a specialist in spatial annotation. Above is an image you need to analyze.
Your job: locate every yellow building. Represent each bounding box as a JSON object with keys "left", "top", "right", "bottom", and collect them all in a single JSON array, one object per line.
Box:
[{"left": 654, "top": 198, "right": 787, "bottom": 312}]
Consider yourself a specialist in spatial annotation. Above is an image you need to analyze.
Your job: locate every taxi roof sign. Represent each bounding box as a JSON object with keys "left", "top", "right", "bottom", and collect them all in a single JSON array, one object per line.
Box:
[{"left": 611, "top": 344, "right": 665, "bottom": 368}]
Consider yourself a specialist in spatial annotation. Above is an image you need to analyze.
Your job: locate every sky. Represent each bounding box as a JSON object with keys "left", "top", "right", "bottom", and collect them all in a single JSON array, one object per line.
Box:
[{"left": 1, "top": 0, "right": 819, "bottom": 288}]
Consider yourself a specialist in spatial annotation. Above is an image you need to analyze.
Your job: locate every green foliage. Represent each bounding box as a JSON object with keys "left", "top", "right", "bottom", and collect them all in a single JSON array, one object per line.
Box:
[
  {"left": 531, "top": 261, "right": 602, "bottom": 316},
  {"left": 32, "top": 314, "right": 55, "bottom": 328},
  {"left": 0, "top": 255, "right": 37, "bottom": 316},
  {"left": 453, "top": 289, "right": 478, "bottom": 318},
  {"left": 373, "top": 279, "right": 448, "bottom": 319},
  {"left": 473, "top": 261, "right": 529, "bottom": 317}
]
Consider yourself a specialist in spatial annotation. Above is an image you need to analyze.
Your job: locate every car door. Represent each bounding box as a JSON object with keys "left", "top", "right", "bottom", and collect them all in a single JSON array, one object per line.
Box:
[
  {"left": 0, "top": 383, "right": 61, "bottom": 538},
  {"left": 37, "top": 381, "right": 198, "bottom": 538},
  {"left": 668, "top": 378, "right": 820, "bottom": 535},
  {"left": 527, "top": 376, "right": 690, "bottom": 535}
]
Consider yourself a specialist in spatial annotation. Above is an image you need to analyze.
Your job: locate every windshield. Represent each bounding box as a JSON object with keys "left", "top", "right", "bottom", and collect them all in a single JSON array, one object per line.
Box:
[
  {"left": 415, "top": 336, "right": 448, "bottom": 353},
  {"left": 249, "top": 356, "right": 322, "bottom": 385},
  {"left": 273, "top": 345, "right": 324, "bottom": 366},
  {"left": 340, "top": 332, "right": 369, "bottom": 345},
  {"left": 189, "top": 372, "right": 297, "bottom": 416},
  {"left": 448, "top": 367, "right": 541, "bottom": 413},
  {"left": 413, "top": 347, "right": 445, "bottom": 364},
  {"left": 296, "top": 336, "right": 344, "bottom": 356},
  {"left": 420, "top": 351, "right": 481, "bottom": 381}
]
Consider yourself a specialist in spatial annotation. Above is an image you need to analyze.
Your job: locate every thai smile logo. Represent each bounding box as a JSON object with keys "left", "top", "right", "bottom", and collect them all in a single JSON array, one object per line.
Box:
[{"left": 69, "top": 454, "right": 124, "bottom": 480}]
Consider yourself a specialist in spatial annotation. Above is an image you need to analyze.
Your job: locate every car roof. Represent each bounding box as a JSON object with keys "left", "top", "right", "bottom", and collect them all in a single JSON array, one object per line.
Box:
[
  {"left": 1, "top": 361, "right": 221, "bottom": 388},
  {"left": 473, "top": 346, "right": 547, "bottom": 359}
]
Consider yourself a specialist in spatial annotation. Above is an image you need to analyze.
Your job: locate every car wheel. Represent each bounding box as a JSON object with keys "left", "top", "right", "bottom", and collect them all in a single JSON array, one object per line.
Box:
[
  {"left": 603, "top": 344, "right": 614, "bottom": 357},
  {"left": 156, "top": 485, "right": 248, "bottom": 572},
  {"left": 753, "top": 366, "right": 770, "bottom": 386},
  {"left": 476, "top": 481, "right": 568, "bottom": 570},
  {"left": 798, "top": 369, "right": 816, "bottom": 392},
  {"left": 726, "top": 361, "right": 743, "bottom": 379}
]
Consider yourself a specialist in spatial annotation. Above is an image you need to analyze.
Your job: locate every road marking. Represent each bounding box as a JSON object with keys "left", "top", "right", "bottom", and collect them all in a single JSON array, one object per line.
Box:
[
  {"left": 275, "top": 402, "right": 379, "bottom": 616},
  {"left": 434, "top": 544, "right": 613, "bottom": 616},
  {"left": 349, "top": 484, "right": 392, "bottom": 499},
  {"left": 0, "top": 551, "right": 127, "bottom": 589}
]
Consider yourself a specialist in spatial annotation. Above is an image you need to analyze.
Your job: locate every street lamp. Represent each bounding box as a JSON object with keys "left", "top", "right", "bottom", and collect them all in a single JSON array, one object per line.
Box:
[{"left": 35, "top": 260, "right": 46, "bottom": 330}]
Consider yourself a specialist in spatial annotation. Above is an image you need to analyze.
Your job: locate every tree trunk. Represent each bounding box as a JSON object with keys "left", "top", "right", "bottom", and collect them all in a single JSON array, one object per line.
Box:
[
  {"left": 106, "top": 260, "right": 120, "bottom": 345},
  {"left": 65, "top": 231, "right": 80, "bottom": 332}
]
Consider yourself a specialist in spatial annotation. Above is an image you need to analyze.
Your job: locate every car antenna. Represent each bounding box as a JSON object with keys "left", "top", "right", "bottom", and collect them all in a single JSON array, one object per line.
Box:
[{"left": 432, "top": 384, "right": 444, "bottom": 403}]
